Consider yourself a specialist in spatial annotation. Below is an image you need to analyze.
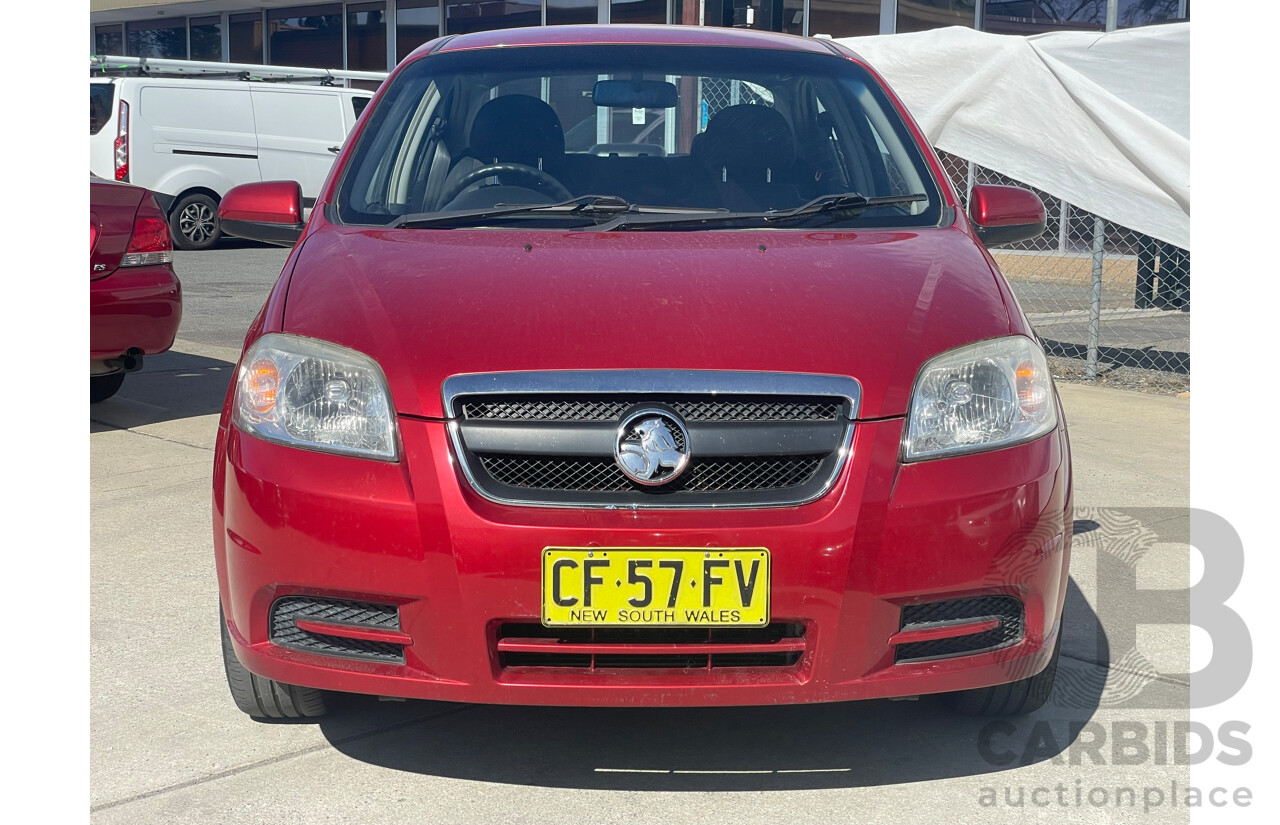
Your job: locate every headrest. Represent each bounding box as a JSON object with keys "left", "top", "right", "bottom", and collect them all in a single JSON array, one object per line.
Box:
[
  {"left": 469, "top": 94, "right": 565, "bottom": 166},
  {"left": 692, "top": 104, "right": 795, "bottom": 172}
]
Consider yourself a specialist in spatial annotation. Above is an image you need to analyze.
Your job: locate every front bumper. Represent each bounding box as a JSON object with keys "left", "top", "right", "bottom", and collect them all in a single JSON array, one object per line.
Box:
[
  {"left": 214, "top": 414, "right": 1071, "bottom": 707},
  {"left": 90, "top": 264, "right": 182, "bottom": 362}
]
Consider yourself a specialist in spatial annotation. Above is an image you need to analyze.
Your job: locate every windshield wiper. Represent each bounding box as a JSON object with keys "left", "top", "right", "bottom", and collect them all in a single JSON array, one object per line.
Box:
[
  {"left": 763, "top": 192, "right": 929, "bottom": 222},
  {"left": 591, "top": 192, "right": 928, "bottom": 231},
  {"left": 387, "top": 191, "right": 927, "bottom": 231},
  {"left": 390, "top": 194, "right": 636, "bottom": 229}
]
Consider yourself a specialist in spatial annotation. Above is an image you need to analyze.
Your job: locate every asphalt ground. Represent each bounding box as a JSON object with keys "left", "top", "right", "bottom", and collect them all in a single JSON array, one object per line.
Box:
[{"left": 90, "top": 244, "right": 1192, "bottom": 824}]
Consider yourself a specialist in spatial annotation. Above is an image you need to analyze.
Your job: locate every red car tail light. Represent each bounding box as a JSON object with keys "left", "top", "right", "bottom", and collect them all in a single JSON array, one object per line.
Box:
[
  {"left": 120, "top": 199, "right": 174, "bottom": 267},
  {"left": 114, "top": 100, "right": 129, "bottom": 182},
  {"left": 90, "top": 222, "right": 99, "bottom": 253}
]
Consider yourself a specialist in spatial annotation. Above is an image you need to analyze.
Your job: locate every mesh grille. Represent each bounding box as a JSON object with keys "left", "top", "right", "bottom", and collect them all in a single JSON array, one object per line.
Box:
[
  {"left": 460, "top": 396, "right": 842, "bottom": 422},
  {"left": 270, "top": 596, "right": 404, "bottom": 664},
  {"left": 684, "top": 455, "right": 822, "bottom": 492},
  {"left": 894, "top": 596, "right": 1024, "bottom": 663},
  {"left": 477, "top": 454, "right": 824, "bottom": 493}
]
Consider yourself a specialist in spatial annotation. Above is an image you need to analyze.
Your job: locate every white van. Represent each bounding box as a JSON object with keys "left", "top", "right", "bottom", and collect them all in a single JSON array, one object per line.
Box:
[{"left": 90, "top": 77, "right": 372, "bottom": 249}]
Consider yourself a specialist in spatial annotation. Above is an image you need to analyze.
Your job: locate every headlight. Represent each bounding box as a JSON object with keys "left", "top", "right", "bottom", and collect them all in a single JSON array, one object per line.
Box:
[
  {"left": 234, "top": 333, "right": 398, "bottom": 461},
  {"left": 903, "top": 335, "right": 1056, "bottom": 462}
]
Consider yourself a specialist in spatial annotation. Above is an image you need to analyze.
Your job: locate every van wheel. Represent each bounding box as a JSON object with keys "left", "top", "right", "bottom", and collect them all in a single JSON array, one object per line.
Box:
[
  {"left": 171, "top": 193, "right": 221, "bottom": 250},
  {"left": 220, "top": 605, "right": 329, "bottom": 719},
  {"left": 943, "top": 631, "right": 1062, "bottom": 716},
  {"left": 91, "top": 372, "right": 125, "bottom": 403}
]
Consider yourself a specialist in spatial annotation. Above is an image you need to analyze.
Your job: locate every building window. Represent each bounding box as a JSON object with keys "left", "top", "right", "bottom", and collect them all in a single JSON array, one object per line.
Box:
[
  {"left": 808, "top": 0, "right": 880, "bottom": 38},
  {"left": 897, "top": 0, "right": 976, "bottom": 34},
  {"left": 1117, "top": 0, "right": 1187, "bottom": 28},
  {"left": 611, "top": 0, "right": 665, "bottom": 24},
  {"left": 548, "top": 0, "right": 597, "bottom": 26},
  {"left": 397, "top": 1, "right": 442, "bottom": 63},
  {"left": 268, "top": 4, "right": 343, "bottom": 68},
  {"left": 444, "top": 1, "right": 541, "bottom": 36},
  {"left": 983, "top": 0, "right": 1105, "bottom": 34},
  {"left": 190, "top": 16, "right": 223, "bottom": 61},
  {"left": 95, "top": 25, "right": 124, "bottom": 56},
  {"left": 348, "top": 2, "right": 388, "bottom": 70},
  {"left": 127, "top": 18, "right": 188, "bottom": 59},
  {"left": 230, "top": 13, "right": 264, "bottom": 64},
  {"left": 782, "top": 0, "right": 805, "bottom": 35},
  {"left": 741, "top": 0, "right": 806, "bottom": 33}
]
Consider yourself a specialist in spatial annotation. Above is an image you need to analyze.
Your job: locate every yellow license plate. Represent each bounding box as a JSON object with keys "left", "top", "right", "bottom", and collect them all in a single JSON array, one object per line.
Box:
[{"left": 541, "top": 547, "right": 770, "bottom": 627}]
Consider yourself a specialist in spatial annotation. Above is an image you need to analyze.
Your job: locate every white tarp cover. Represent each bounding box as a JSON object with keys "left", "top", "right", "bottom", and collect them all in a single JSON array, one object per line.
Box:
[{"left": 838, "top": 23, "right": 1189, "bottom": 250}]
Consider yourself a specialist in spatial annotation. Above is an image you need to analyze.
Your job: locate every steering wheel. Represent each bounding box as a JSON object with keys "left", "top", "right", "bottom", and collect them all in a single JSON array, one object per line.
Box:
[{"left": 442, "top": 163, "right": 572, "bottom": 205}]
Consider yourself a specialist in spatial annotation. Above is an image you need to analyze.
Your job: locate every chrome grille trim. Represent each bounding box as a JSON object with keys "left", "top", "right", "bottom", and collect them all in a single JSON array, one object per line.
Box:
[
  {"left": 442, "top": 370, "right": 861, "bottom": 510},
  {"left": 443, "top": 370, "right": 862, "bottom": 417}
]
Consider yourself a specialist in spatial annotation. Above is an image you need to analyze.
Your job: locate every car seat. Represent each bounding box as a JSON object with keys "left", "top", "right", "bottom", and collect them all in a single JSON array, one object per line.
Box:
[
  {"left": 690, "top": 104, "right": 802, "bottom": 211},
  {"left": 439, "top": 94, "right": 571, "bottom": 208}
]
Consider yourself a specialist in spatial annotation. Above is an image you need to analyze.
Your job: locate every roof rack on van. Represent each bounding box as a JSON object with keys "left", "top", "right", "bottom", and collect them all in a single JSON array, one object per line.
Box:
[{"left": 90, "top": 55, "right": 388, "bottom": 86}]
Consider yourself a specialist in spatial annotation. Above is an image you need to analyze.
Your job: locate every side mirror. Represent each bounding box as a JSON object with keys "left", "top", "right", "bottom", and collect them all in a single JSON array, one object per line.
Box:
[
  {"left": 969, "top": 185, "right": 1047, "bottom": 247},
  {"left": 219, "top": 181, "right": 305, "bottom": 247}
]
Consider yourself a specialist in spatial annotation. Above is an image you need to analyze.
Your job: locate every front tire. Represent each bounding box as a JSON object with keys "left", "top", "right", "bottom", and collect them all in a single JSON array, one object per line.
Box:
[
  {"left": 220, "top": 606, "right": 328, "bottom": 719},
  {"left": 170, "top": 193, "right": 222, "bottom": 250},
  {"left": 943, "top": 631, "right": 1062, "bottom": 716},
  {"left": 91, "top": 372, "right": 125, "bottom": 403}
]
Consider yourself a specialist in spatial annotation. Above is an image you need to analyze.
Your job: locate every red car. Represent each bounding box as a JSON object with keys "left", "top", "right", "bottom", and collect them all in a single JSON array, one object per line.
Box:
[
  {"left": 90, "top": 177, "right": 182, "bottom": 402},
  {"left": 213, "top": 25, "right": 1070, "bottom": 719}
]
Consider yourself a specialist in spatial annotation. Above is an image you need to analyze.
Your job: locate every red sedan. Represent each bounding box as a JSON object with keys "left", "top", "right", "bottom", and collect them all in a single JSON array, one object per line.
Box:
[
  {"left": 90, "top": 177, "right": 182, "bottom": 402},
  {"left": 213, "top": 25, "right": 1070, "bottom": 719}
]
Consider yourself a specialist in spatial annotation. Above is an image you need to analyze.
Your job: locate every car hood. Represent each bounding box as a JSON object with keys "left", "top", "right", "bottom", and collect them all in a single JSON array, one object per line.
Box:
[{"left": 281, "top": 225, "right": 1012, "bottom": 420}]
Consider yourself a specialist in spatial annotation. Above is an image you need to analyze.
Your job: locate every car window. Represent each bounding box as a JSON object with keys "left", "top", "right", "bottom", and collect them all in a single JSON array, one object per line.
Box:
[
  {"left": 90, "top": 83, "right": 115, "bottom": 136},
  {"left": 336, "top": 45, "right": 943, "bottom": 229},
  {"left": 352, "top": 96, "right": 372, "bottom": 120}
]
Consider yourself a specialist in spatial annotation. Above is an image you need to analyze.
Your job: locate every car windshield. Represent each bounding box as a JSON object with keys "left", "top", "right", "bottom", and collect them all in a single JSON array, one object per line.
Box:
[{"left": 335, "top": 45, "right": 944, "bottom": 230}]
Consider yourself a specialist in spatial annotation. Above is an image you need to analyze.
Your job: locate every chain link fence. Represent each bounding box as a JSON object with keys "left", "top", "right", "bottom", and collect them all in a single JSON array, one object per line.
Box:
[
  {"left": 937, "top": 152, "right": 1190, "bottom": 382},
  {"left": 697, "top": 77, "right": 774, "bottom": 127}
]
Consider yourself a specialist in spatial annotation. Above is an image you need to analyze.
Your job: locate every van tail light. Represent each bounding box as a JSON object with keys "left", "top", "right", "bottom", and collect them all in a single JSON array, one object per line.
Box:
[
  {"left": 120, "top": 199, "right": 173, "bottom": 267},
  {"left": 114, "top": 100, "right": 129, "bottom": 182}
]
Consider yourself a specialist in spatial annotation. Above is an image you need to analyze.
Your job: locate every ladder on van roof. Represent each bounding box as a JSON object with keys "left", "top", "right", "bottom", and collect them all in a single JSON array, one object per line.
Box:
[{"left": 90, "top": 55, "right": 388, "bottom": 86}]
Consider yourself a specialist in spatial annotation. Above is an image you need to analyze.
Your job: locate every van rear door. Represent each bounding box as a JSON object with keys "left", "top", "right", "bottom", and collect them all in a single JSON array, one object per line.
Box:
[{"left": 250, "top": 89, "right": 347, "bottom": 201}]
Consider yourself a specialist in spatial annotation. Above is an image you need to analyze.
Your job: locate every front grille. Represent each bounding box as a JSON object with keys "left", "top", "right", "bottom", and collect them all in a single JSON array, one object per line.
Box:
[
  {"left": 270, "top": 596, "right": 405, "bottom": 664},
  {"left": 894, "top": 596, "right": 1024, "bottom": 663},
  {"left": 477, "top": 454, "right": 825, "bottom": 493},
  {"left": 445, "top": 373, "right": 859, "bottom": 508},
  {"left": 461, "top": 396, "right": 842, "bottom": 422},
  {"left": 496, "top": 622, "right": 806, "bottom": 670}
]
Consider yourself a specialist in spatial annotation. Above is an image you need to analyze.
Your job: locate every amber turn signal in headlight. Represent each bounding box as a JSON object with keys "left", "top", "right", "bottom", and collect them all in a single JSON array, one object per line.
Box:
[
  {"left": 903, "top": 335, "right": 1056, "bottom": 461},
  {"left": 234, "top": 333, "right": 397, "bottom": 461}
]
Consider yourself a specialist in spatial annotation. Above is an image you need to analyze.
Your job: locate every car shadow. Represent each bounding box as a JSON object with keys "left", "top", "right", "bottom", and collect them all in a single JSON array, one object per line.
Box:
[
  {"left": 89, "top": 350, "right": 235, "bottom": 431},
  {"left": 212, "top": 237, "right": 279, "bottom": 251},
  {"left": 315, "top": 577, "right": 1108, "bottom": 791}
]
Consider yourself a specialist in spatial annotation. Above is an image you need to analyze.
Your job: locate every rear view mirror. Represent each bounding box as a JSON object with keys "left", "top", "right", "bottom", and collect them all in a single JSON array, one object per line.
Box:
[
  {"left": 969, "top": 185, "right": 1047, "bottom": 247},
  {"left": 592, "top": 79, "right": 679, "bottom": 109},
  {"left": 219, "top": 181, "right": 305, "bottom": 247}
]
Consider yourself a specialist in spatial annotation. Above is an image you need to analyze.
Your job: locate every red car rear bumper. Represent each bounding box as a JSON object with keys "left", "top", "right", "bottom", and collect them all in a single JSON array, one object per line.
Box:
[
  {"left": 90, "top": 265, "right": 182, "bottom": 361},
  {"left": 214, "top": 414, "right": 1071, "bottom": 707}
]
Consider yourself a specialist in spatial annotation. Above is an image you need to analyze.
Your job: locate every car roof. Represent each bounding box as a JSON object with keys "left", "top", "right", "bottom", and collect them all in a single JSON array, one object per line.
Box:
[{"left": 430, "top": 23, "right": 840, "bottom": 57}]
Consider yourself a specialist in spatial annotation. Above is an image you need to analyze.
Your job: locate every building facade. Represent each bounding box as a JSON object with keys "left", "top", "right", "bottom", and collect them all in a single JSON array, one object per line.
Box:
[{"left": 91, "top": 0, "right": 1189, "bottom": 71}]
